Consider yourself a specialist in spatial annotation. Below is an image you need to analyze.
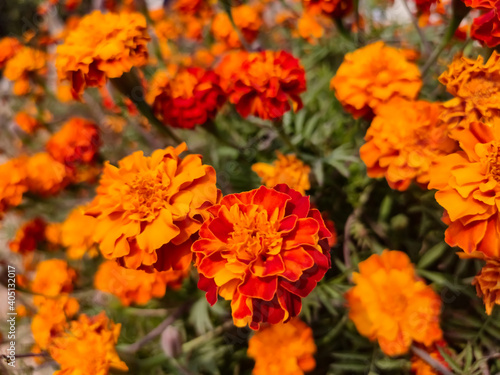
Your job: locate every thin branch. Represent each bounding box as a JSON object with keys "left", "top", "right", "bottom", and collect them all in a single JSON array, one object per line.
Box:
[{"left": 411, "top": 345, "right": 454, "bottom": 375}]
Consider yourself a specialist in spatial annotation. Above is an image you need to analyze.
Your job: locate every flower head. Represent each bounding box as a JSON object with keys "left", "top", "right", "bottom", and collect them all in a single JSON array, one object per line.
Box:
[
  {"left": 87, "top": 143, "right": 219, "bottom": 271},
  {"left": 345, "top": 250, "right": 443, "bottom": 356},
  {"left": 26, "top": 153, "right": 69, "bottom": 196},
  {"left": 148, "top": 66, "right": 226, "bottom": 129},
  {"left": 48, "top": 312, "right": 128, "bottom": 375},
  {"left": 31, "top": 259, "right": 77, "bottom": 297},
  {"left": 218, "top": 50, "right": 306, "bottom": 120},
  {"left": 472, "top": 257, "right": 500, "bottom": 314},
  {"left": 56, "top": 10, "right": 150, "bottom": 98},
  {"left": 15, "top": 112, "right": 41, "bottom": 134},
  {"left": 248, "top": 319, "right": 317, "bottom": 375},
  {"left": 9, "top": 218, "right": 47, "bottom": 255},
  {"left": 0, "top": 157, "right": 28, "bottom": 217},
  {"left": 61, "top": 205, "right": 98, "bottom": 259},
  {"left": 0, "top": 37, "right": 22, "bottom": 69},
  {"left": 360, "top": 98, "right": 457, "bottom": 191},
  {"left": 428, "top": 120, "right": 500, "bottom": 257},
  {"left": 252, "top": 152, "right": 311, "bottom": 194},
  {"left": 212, "top": 5, "right": 262, "bottom": 49},
  {"left": 330, "top": 41, "right": 422, "bottom": 119},
  {"left": 463, "top": 0, "right": 500, "bottom": 47},
  {"left": 193, "top": 184, "right": 331, "bottom": 330},
  {"left": 302, "top": 0, "right": 353, "bottom": 18},
  {"left": 4, "top": 47, "right": 46, "bottom": 95}
]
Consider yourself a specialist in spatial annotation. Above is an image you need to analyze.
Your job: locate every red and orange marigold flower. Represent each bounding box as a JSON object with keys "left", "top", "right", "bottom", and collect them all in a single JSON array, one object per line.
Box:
[
  {"left": 217, "top": 50, "right": 306, "bottom": 120},
  {"left": 86, "top": 143, "right": 219, "bottom": 271},
  {"left": 360, "top": 98, "right": 457, "bottom": 191},
  {"left": 56, "top": 10, "right": 150, "bottom": 98},
  {"left": 147, "top": 66, "right": 226, "bottom": 129},
  {"left": 0, "top": 37, "right": 21, "bottom": 69},
  {"left": 302, "top": 0, "right": 353, "bottom": 18},
  {"left": 9, "top": 218, "right": 47, "bottom": 255},
  {"left": 462, "top": 0, "right": 500, "bottom": 47},
  {"left": 247, "top": 319, "right": 317, "bottom": 375},
  {"left": 330, "top": 41, "right": 422, "bottom": 119},
  {"left": 211, "top": 5, "right": 262, "bottom": 49},
  {"left": 472, "top": 257, "right": 500, "bottom": 314},
  {"left": 193, "top": 184, "right": 332, "bottom": 330},
  {"left": 345, "top": 250, "right": 443, "bottom": 356},
  {"left": 4, "top": 47, "right": 47, "bottom": 96}
]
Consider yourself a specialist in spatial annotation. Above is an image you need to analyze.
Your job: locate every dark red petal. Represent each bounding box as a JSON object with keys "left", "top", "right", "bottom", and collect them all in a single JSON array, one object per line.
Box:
[{"left": 239, "top": 273, "right": 278, "bottom": 301}]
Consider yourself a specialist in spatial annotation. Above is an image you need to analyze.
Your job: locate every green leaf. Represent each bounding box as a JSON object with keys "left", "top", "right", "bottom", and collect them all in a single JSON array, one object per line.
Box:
[{"left": 417, "top": 242, "right": 448, "bottom": 269}]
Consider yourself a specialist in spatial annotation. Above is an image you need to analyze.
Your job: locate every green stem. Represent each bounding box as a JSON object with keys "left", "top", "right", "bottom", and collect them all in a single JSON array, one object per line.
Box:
[
  {"left": 202, "top": 120, "right": 241, "bottom": 151},
  {"left": 273, "top": 120, "right": 298, "bottom": 153},
  {"left": 182, "top": 321, "right": 234, "bottom": 353},
  {"left": 333, "top": 18, "right": 352, "bottom": 41}
]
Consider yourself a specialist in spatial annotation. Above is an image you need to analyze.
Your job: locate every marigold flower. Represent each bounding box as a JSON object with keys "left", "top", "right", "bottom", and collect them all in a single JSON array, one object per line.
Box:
[
  {"left": 61, "top": 205, "right": 98, "bottom": 259},
  {"left": 360, "top": 98, "right": 457, "bottom": 191},
  {"left": 173, "top": 0, "right": 207, "bottom": 15},
  {"left": 46, "top": 118, "right": 100, "bottom": 167},
  {"left": 252, "top": 152, "right": 311, "bottom": 195},
  {"left": 4, "top": 47, "right": 47, "bottom": 95},
  {"left": 31, "top": 259, "right": 77, "bottom": 297},
  {"left": 94, "top": 258, "right": 190, "bottom": 305},
  {"left": 302, "top": 0, "right": 353, "bottom": 18},
  {"left": 49, "top": 312, "right": 128, "bottom": 375},
  {"left": 218, "top": 50, "right": 306, "bottom": 120},
  {"left": 248, "top": 319, "right": 317, "bottom": 375},
  {"left": 148, "top": 67, "right": 226, "bottom": 129},
  {"left": 32, "top": 295, "right": 80, "bottom": 349},
  {"left": 345, "top": 250, "right": 443, "bottom": 356},
  {"left": 56, "top": 10, "right": 150, "bottom": 98},
  {"left": 15, "top": 112, "right": 41, "bottom": 134},
  {"left": 86, "top": 143, "right": 219, "bottom": 271},
  {"left": 297, "top": 13, "right": 325, "bottom": 43},
  {"left": 0, "top": 157, "right": 28, "bottom": 217},
  {"left": 9, "top": 218, "right": 47, "bottom": 255},
  {"left": 463, "top": 0, "right": 500, "bottom": 47},
  {"left": 26, "top": 153, "right": 69, "bottom": 196},
  {"left": 0, "top": 37, "right": 21, "bottom": 69},
  {"left": 330, "top": 41, "right": 422, "bottom": 119},
  {"left": 428, "top": 120, "right": 500, "bottom": 257},
  {"left": 193, "top": 184, "right": 331, "bottom": 330},
  {"left": 212, "top": 5, "right": 262, "bottom": 49},
  {"left": 472, "top": 257, "right": 500, "bottom": 314}
]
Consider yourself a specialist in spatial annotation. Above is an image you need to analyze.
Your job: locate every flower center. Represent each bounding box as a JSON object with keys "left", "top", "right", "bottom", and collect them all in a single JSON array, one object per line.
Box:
[
  {"left": 126, "top": 170, "right": 169, "bottom": 220},
  {"left": 468, "top": 77, "right": 497, "bottom": 103},
  {"left": 487, "top": 143, "right": 500, "bottom": 182}
]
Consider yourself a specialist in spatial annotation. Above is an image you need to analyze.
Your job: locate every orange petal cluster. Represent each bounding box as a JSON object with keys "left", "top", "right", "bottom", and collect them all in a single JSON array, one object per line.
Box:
[
  {"left": 217, "top": 50, "right": 306, "bottom": 120},
  {"left": 345, "top": 250, "right": 443, "bottom": 356},
  {"left": 61, "top": 205, "right": 98, "bottom": 259},
  {"left": 26, "top": 152, "right": 69, "bottom": 196},
  {"left": 463, "top": 0, "right": 500, "bottom": 47},
  {"left": 48, "top": 312, "right": 128, "bottom": 375},
  {"left": 148, "top": 66, "right": 226, "bottom": 129},
  {"left": 9, "top": 217, "right": 47, "bottom": 255},
  {"left": 472, "top": 257, "right": 500, "bottom": 314},
  {"left": 55, "top": 10, "right": 150, "bottom": 98},
  {"left": 31, "top": 259, "right": 77, "bottom": 297},
  {"left": 94, "top": 258, "right": 190, "bottom": 306},
  {"left": 252, "top": 152, "right": 311, "bottom": 195},
  {"left": 428, "top": 120, "right": 500, "bottom": 257},
  {"left": 302, "top": 0, "right": 353, "bottom": 18},
  {"left": 247, "top": 319, "right": 317, "bottom": 375},
  {"left": 0, "top": 157, "right": 29, "bottom": 218},
  {"left": 211, "top": 5, "right": 262, "bottom": 49},
  {"left": 193, "top": 184, "right": 331, "bottom": 330},
  {"left": 86, "top": 143, "right": 219, "bottom": 271},
  {"left": 0, "top": 37, "right": 22, "bottom": 69},
  {"left": 4, "top": 47, "right": 47, "bottom": 95},
  {"left": 360, "top": 98, "right": 457, "bottom": 191},
  {"left": 15, "top": 112, "right": 41, "bottom": 134},
  {"left": 330, "top": 41, "right": 422, "bottom": 119}
]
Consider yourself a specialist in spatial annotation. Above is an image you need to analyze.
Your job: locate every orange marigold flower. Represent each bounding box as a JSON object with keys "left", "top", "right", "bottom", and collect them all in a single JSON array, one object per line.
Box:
[
  {"left": 360, "top": 98, "right": 457, "bottom": 191},
  {"left": 212, "top": 5, "right": 262, "bottom": 49},
  {"left": 86, "top": 143, "right": 219, "bottom": 271},
  {"left": 330, "top": 41, "right": 422, "bottom": 119},
  {"left": 48, "top": 312, "right": 128, "bottom": 375},
  {"left": 0, "top": 37, "right": 22, "bottom": 69},
  {"left": 94, "top": 258, "right": 190, "bottom": 305},
  {"left": 56, "top": 10, "right": 150, "bottom": 98},
  {"left": 345, "top": 250, "right": 443, "bottom": 356},
  {"left": 193, "top": 184, "right": 332, "bottom": 330},
  {"left": 46, "top": 117, "right": 100, "bottom": 167},
  {"left": 4, "top": 47, "right": 46, "bottom": 95},
  {"left": 252, "top": 152, "right": 311, "bottom": 195},
  {"left": 45, "top": 222, "right": 62, "bottom": 247},
  {"left": 32, "top": 295, "right": 80, "bottom": 349},
  {"left": 248, "top": 319, "right": 317, "bottom": 375},
  {"left": 302, "top": 0, "right": 353, "bottom": 18},
  {"left": 15, "top": 111, "right": 41, "bottom": 134},
  {"left": 26, "top": 152, "right": 69, "bottom": 196},
  {"left": 297, "top": 13, "right": 325, "bottom": 43},
  {"left": 428, "top": 120, "right": 500, "bottom": 257},
  {"left": 463, "top": 0, "right": 500, "bottom": 47},
  {"left": 31, "top": 259, "right": 77, "bottom": 297},
  {"left": 218, "top": 50, "right": 306, "bottom": 120},
  {"left": 61, "top": 205, "right": 98, "bottom": 259},
  {"left": 472, "top": 257, "right": 500, "bottom": 314},
  {"left": 173, "top": 0, "right": 207, "bottom": 15},
  {"left": 0, "top": 157, "right": 28, "bottom": 217},
  {"left": 9, "top": 217, "right": 47, "bottom": 255},
  {"left": 147, "top": 66, "right": 226, "bottom": 129}
]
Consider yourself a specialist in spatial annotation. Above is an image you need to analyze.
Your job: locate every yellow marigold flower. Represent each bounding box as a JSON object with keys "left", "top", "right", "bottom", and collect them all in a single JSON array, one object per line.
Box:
[
  {"left": 0, "top": 157, "right": 28, "bottom": 218},
  {"left": 86, "top": 143, "right": 219, "bottom": 271},
  {"left": 212, "top": 5, "right": 262, "bottom": 49},
  {"left": 26, "top": 152, "right": 69, "bottom": 196},
  {"left": 31, "top": 259, "right": 77, "bottom": 297},
  {"left": 4, "top": 47, "right": 46, "bottom": 96},
  {"left": 359, "top": 98, "right": 457, "bottom": 191},
  {"left": 61, "top": 205, "right": 98, "bottom": 259},
  {"left": 330, "top": 41, "right": 422, "bottom": 119},
  {"left": 56, "top": 10, "right": 150, "bottom": 98},
  {"left": 252, "top": 152, "right": 311, "bottom": 195},
  {"left": 32, "top": 295, "right": 80, "bottom": 350},
  {"left": 49, "top": 312, "right": 128, "bottom": 375},
  {"left": 345, "top": 250, "right": 443, "bottom": 356},
  {"left": 472, "top": 258, "right": 500, "bottom": 315},
  {"left": 0, "top": 37, "right": 22, "bottom": 68},
  {"left": 94, "top": 258, "right": 190, "bottom": 305},
  {"left": 248, "top": 319, "right": 317, "bottom": 375}
]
